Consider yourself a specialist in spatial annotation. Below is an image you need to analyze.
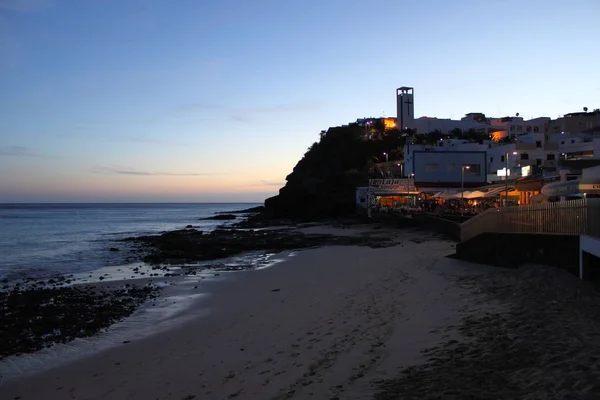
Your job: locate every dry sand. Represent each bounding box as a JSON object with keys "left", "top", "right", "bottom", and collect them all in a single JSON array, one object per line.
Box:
[{"left": 2, "top": 225, "right": 599, "bottom": 399}]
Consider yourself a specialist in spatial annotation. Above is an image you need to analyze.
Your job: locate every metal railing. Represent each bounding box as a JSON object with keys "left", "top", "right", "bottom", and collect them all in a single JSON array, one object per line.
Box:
[{"left": 460, "top": 198, "right": 600, "bottom": 242}]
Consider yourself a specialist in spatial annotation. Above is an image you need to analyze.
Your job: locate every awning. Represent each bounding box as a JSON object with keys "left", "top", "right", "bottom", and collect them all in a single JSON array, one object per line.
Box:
[
  {"left": 436, "top": 191, "right": 462, "bottom": 199},
  {"left": 541, "top": 180, "right": 600, "bottom": 197},
  {"left": 482, "top": 186, "right": 511, "bottom": 198},
  {"left": 450, "top": 191, "right": 470, "bottom": 199},
  {"left": 464, "top": 190, "right": 487, "bottom": 199}
]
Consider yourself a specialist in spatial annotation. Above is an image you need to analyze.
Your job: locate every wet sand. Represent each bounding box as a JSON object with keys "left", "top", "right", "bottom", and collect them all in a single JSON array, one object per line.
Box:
[
  {"left": 0, "top": 226, "right": 458, "bottom": 399},
  {"left": 2, "top": 225, "right": 599, "bottom": 399}
]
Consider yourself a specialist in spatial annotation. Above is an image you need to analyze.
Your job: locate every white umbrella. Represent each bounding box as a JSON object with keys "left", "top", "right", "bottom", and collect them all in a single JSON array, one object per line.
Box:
[
  {"left": 451, "top": 191, "right": 469, "bottom": 199},
  {"left": 464, "top": 190, "right": 486, "bottom": 199}
]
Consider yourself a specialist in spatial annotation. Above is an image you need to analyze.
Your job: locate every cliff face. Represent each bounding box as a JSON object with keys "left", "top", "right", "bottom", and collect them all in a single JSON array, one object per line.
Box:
[{"left": 264, "top": 124, "right": 404, "bottom": 219}]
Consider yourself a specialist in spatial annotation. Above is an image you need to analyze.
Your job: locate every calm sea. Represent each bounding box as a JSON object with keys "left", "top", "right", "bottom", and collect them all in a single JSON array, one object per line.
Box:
[{"left": 0, "top": 203, "right": 260, "bottom": 281}]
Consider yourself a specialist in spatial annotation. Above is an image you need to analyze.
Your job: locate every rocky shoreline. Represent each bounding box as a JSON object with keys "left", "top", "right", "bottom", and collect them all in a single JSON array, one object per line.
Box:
[
  {"left": 375, "top": 265, "right": 600, "bottom": 399},
  {"left": 128, "top": 224, "right": 395, "bottom": 265},
  {"left": 1, "top": 214, "right": 392, "bottom": 361},
  {"left": 0, "top": 280, "right": 160, "bottom": 360}
]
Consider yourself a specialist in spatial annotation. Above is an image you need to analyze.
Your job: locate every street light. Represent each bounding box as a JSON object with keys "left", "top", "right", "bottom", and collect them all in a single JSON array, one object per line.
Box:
[
  {"left": 461, "top": 165, "right": 470, "bottom": 203},
  {"left": 504, "top": 151, "right": 518, "bottom": 207},
  {"left": 407, "top": 173, "right": 414, "bottom": 206},
  {"left": 383, "top": 152, "right": 388, "bottom": 162},
  {"left": 397, "top": 163, "right": 403, "bottom": 177}
]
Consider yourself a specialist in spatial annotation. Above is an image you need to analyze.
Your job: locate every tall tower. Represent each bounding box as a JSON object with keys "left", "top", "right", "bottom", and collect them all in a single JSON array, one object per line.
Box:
[{"left": 396, "top": 87, "right": 415, "bottom": 131}]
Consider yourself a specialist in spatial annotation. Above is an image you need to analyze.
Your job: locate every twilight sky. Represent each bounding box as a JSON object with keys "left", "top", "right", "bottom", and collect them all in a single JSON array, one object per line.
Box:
[{"left": 1, "top": 0, "right": 599, "bottom": 202}]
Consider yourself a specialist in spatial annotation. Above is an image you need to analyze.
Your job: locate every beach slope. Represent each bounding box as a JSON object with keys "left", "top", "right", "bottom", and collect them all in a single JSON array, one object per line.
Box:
[{"left": 0, "top": 227, "right": 463, "bottom": 399}]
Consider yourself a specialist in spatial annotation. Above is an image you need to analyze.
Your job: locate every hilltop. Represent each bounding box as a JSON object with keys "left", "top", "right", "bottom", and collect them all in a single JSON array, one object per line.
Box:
[{"left": 262, "top": 123, "right": 405, "bottom": 220}]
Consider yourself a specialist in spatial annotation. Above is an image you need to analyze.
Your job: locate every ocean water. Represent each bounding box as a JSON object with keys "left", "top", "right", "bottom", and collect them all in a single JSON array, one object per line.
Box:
[{"left": 0, "top": 203, "right": 260, "bottom": 281}]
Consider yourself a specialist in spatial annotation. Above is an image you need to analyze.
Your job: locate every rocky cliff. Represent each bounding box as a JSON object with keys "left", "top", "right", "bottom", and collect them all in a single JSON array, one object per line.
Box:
[{"left": 264, "top": 124, "right": 404, "bottom": 220}]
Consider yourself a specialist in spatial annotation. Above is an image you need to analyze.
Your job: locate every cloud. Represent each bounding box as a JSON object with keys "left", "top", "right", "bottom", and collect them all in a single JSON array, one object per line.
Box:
[
  {"left": 89, "top": 165, "right": 224, "bottom": 177},
  {"left": 168, "top": 102, "right": 224, "bottom": 114},
  {"left": 0, "top": 146, "right": 48, "bottom": 157},
  {"left": 258, "top": 180, "right": 285, "bottom": 186},
  {"left": 54, "top": 133, "right": 189, "bottom": 146},
  {"left": 0, "top": 0, "right": 53, "bottom": 12},
  {"left": 248, "top": 102, "right": 321, "bottom": 114},
  {"left": 231, "top": 114, "right": 252, "bottom": 123},
  {"left": 230, "top": 102, "right": 321, "bottom": 123}
]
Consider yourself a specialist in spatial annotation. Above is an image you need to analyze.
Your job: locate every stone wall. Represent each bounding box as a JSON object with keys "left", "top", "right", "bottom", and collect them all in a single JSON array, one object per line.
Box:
[
  {"left": 452, "top": 233, "right": 580, "bottom": 276},
  {"left": 412, "top": 213, "right": 461, "bottom": 241}
]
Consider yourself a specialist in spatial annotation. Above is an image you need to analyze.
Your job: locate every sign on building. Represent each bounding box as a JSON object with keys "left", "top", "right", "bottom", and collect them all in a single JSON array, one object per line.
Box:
[{"left": 369, "top": 179, "right": 416, "bottom": 192}]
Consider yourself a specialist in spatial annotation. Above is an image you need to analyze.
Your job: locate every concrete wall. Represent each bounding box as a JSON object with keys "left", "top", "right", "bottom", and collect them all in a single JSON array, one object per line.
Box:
[{"left": 412, "top": 151, "right": 487, "bottom": 186}]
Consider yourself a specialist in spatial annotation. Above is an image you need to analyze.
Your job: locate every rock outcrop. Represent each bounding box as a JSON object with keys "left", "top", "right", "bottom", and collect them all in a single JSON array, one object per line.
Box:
[{"left": 264, "top": 124, "right": 404, "bottom": 220}]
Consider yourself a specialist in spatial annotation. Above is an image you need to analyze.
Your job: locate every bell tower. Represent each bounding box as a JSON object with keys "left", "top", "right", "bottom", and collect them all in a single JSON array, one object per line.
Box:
[{"left": 396, "top": 87, "right": 414, "bottom": 131}]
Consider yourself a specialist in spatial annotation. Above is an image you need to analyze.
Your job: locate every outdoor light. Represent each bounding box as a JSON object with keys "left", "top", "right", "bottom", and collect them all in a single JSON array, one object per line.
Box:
[
  {"left": 503, "top": 151, "right": 518, "bottom": 207},
  {"left": 461, "top": 165, "right": 470, "bottom": 214}
]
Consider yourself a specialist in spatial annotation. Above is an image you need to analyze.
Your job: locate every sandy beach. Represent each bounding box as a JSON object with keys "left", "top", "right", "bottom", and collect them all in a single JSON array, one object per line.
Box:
[{"left": 2, "top": 225, "right": 600, "bottom": 399}]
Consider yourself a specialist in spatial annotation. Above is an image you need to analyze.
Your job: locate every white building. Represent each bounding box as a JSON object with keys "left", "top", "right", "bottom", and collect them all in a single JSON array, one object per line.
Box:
[
  {"left": 408, "top": 150, "right": 488, "bottom": 189},
  {"left": 404, "top": 132, "right": 560, "bottom": 184},
  {"left": 486, "top": 139, "right": 559, "bottom": 181},
  {"left": 548, "top": 133, "right": 600, "bottom": 160},
  {"left": 489, "top": 116, "right": 550, "bottom": 140},
  {"left": 412, "top": 116, "right": 500, "bottom": 135}
]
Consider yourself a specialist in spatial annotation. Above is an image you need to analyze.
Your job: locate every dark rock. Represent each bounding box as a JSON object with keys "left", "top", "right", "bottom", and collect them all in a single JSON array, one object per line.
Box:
[
  {"left": 109, "top": 247, "right": 119, "bottom": 252},
  {"left": 0, "top": 284, "right": 159, "bottom": 359},
  {"left": 126, "top": 227, "right": 393, "bottom": 265},
  {"left": 201, "top": 214, "right": 237, "bottom": 221},
  {"left": 218, "top": 206, "right": 264, "bottom": 214},
  {"left": 185, "top": 225, "right": 194, "bottom": 229},
  {"left": 260, "top": 124, "right": 404, "bottom": 220},
  {"left": 271, "top": 289, "right": 281, "bottom": 292}
]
